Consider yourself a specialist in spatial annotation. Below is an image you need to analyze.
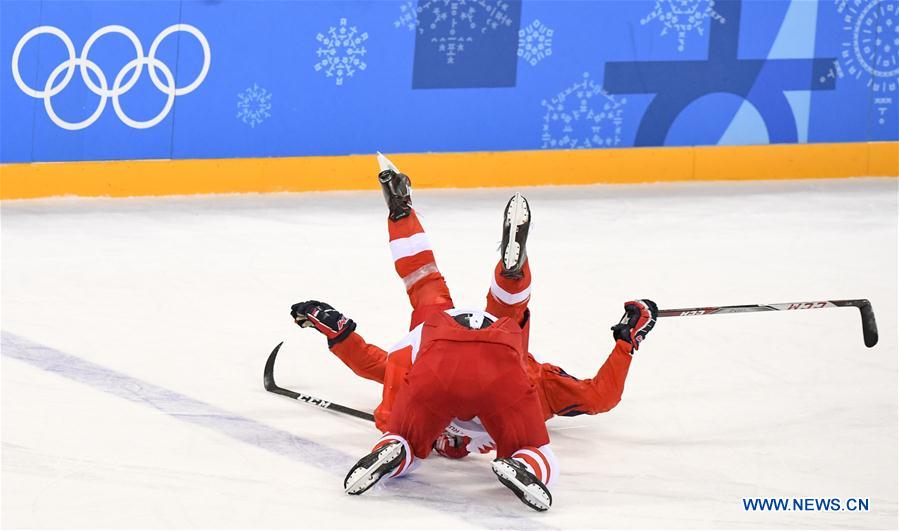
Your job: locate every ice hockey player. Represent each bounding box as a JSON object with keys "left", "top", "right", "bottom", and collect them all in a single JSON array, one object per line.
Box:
[
  {"left": 291, "top": 155, "right": 658, "bottom": 457},
  {"left": 290, "top": 155, "right": 658, "bottom": 511}
]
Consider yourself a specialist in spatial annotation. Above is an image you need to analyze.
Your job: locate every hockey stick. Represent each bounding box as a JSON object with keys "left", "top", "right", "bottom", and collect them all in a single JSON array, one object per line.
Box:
[
  {"left": 658, "top": 299, "right": 878, "bottom": 348},
  {"left": 263, "top": 342, "right": 375, "bottom": 422}
]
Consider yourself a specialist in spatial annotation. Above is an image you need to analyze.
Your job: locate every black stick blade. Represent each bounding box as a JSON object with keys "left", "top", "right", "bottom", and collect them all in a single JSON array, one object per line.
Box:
[
  {"left": 830, "top": 299, "right": 879, "bottom": 348},
  {"left": 857, "top": 300, "right": 879, "bottom": 348},
  {"left": 263, "top": 341, "right": 283, "bottom": 391},
  {"left": 263, "top": 341, "right": 301, "bottom": 398}
]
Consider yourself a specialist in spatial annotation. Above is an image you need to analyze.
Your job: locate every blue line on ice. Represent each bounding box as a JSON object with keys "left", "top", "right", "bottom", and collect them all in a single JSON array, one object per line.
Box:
[{"left": 1, "top": 331, "right": 557, "bottom": 529}]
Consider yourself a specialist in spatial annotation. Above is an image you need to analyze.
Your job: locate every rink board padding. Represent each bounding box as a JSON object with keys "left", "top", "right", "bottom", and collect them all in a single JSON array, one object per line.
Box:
[{"left": 1, "top": 142, "right": 896, "bottom": 199}]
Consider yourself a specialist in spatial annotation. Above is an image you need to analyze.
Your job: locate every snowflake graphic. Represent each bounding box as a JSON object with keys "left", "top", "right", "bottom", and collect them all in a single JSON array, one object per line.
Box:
[
  {"left": 394, "top": 1, "right": 419, "bottom": 31},
  {"left": 315, "top": 18, "right": 368, "bottom": 86},
  {"left": 541, "top": 73, "right": 627, "bottom": 149},
  {"left": 823, "top": 0, "right": 898, "bottom": 125},
  {"left": 393, "top": 0, "right": 514, "bottom": 64},
  {"left": 236, "top": 83, "right": 272, "bottom": 128},
  {"left": 641, "top": 0, "right": 726, "bottom": 52},
  {"left": 518, "top": 19, "right": 553, "bottom": 66}
]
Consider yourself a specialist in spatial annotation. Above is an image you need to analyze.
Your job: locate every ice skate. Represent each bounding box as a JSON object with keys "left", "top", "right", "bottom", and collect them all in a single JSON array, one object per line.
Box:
[
  {"left": 500, "top": 193, "right": 530, "bottom": 279},
  {"left": 492, "top": 457, "right": 552, "bottom": 511},
  {"left": 377, "top": 152, "right": 412, "bottom": 221},
  {"left": 344, "top": 440, "right": 406, "bottom": 495}
]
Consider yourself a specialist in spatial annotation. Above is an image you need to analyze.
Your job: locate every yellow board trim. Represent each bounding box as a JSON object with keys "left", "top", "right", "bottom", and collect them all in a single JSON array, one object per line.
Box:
[{"left": 1, "top": 142, "right": 896, "bottom": 200}]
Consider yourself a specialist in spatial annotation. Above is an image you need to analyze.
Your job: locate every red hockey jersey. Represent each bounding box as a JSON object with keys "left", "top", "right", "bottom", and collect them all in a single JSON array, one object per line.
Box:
[{"left": 330, "top": 317, "right": 634, "bottom": 432}]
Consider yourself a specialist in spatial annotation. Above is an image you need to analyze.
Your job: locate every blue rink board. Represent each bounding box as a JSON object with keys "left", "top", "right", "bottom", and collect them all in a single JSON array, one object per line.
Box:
[{"left": 2, "top": 0, "right": 896, "bottom": 163}]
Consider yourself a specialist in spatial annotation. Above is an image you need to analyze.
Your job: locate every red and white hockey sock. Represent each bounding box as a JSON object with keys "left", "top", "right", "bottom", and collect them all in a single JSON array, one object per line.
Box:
[
  {"left": 488, "top": 260, "right": 531, "bottom": 318},
  {"left": 388, "top": 211, "right": 441, "bottom": 291},
  {"left": 511, "top": 444, "right": 557, "bottom": 487},
  {"left": 373, "top": 433, "right": 415, "bottom": 478}
]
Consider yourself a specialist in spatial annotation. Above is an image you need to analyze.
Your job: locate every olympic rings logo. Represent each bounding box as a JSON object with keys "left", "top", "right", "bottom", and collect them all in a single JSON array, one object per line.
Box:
[{"left": 11, "top": 24, "right": 211, "bottom": 130}]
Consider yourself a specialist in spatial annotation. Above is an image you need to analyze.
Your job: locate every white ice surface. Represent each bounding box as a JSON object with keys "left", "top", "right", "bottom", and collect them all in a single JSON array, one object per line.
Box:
[{"left": 1, "top": 178, "right": 897, "bottom": 529}]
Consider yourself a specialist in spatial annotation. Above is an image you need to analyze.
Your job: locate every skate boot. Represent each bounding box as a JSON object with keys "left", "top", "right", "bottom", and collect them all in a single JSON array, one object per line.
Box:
[
  {"left": 500, "top": 193, "right": 531, "bottom": 279},
  {"left": 344, "top": 441, "right": 406, "bottom": 495},
  {"left": 377, "top": 152, "right": 412, "bottom": 221},
  {"left": 492, "top": 457, "right": 552, "bottom": 511}
]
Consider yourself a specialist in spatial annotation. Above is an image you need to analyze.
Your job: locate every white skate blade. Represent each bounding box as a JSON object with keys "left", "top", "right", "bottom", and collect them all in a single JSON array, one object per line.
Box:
[
  {"left": 492, "top": 460, "right": 551, "bottom": 511},
  {"left": 376, "top": 152, "right": 400, "bottom": 173},
  {"left": 503, "top": 193, "right": 529, "bottom": 270},
  {"left": 344, "top": 443, "right": 404, "bottom": 495},
  {"left": 504, "top": 242, "right": 521, "bottom": 268}
]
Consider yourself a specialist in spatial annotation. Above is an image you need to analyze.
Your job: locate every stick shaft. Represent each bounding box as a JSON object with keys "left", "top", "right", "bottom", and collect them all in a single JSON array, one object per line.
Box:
[
  {"left": 658, "top": 300, "right": 855, "bottom": 317},
  {"left": 658, "top": 299, "right": 878, "bottom": 348}
]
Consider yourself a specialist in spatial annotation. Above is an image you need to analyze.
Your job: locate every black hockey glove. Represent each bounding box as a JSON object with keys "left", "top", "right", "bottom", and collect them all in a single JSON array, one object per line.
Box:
[
  {"left": 611, "top": 299, "right": 658, "bottom": 353},
  {"left": 290, "top": 300, "right": 357, "bottom": 347}
]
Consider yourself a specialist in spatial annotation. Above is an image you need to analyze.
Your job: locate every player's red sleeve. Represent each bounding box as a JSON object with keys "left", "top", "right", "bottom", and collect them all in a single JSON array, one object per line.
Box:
[
  {"left": 328, "top": 332, "right": 388, "bottom": 384},
  {"left": 539, "top": 339, "right": 634, "bottom": 417}
]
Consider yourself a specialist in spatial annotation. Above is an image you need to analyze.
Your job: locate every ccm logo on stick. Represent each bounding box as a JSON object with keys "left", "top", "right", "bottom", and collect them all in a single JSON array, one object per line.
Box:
[
  {"left": 680, "top": 310, "right": 705, "bottom": 316},
  {"left": 297, "top": 394, "right": 332, "bottom": 408},
  {"left": 788, "top": 302, "right": 827, "bottom": 310}
]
